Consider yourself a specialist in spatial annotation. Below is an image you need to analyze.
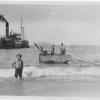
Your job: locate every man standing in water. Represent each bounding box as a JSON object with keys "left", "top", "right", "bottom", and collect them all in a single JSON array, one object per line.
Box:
[{"left": 12, "top": 53, "right": 23, "bottom": 80}]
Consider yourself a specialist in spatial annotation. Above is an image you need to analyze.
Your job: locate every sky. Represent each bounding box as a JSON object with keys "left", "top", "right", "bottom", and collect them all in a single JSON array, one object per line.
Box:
[{"left": 0, "top": 3, "right": 100, "bottom": 45}]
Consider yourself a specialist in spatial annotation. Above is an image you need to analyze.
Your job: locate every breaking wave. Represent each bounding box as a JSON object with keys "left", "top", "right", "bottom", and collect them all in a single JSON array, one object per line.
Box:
[{"left": 0, "top": 65, "right": 100, "bottom": 78}]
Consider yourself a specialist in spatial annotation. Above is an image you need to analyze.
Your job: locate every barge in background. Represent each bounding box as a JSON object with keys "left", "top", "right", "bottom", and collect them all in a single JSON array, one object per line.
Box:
[{"left": 0, "top": 15, "right": 29, "bottom": 49}]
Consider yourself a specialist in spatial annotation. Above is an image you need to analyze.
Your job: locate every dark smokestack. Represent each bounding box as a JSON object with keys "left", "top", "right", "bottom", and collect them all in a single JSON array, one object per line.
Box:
[
  {"left": 0, "top": 15, "right": 9, "bottom": 37},
  {"left": 6, "top": 22, "right": 9, "bottom": 37},
  {"left": 0, "top": 15, "right": 6, "bottom": 22}
]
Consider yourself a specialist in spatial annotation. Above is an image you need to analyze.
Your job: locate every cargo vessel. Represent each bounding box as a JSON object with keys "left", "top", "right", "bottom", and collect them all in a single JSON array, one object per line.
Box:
[{"left": 0, "top": 15, "right": 29, "bottom": 49}]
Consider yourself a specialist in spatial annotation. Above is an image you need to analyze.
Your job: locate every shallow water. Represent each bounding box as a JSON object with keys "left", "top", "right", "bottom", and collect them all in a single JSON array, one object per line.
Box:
[
  {"left": 0, "top": 46, "right": 99, "bottom": 79},
  {"left": 1, "top": 45, "right": 100, "bottom": 68},
  {"left": 0, "top": 46, "right": 100, "bottom": 95}
]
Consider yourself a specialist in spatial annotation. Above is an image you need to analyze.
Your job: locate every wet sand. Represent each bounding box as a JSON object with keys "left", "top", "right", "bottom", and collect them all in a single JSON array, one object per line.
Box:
[{"left": 0, "top": 75, "right": 100, "bottom": 96}]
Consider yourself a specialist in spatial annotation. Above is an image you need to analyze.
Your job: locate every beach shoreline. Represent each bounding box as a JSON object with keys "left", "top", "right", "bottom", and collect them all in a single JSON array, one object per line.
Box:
[{"left": 0, "top": 75, "right": 100, "bottom": 96}]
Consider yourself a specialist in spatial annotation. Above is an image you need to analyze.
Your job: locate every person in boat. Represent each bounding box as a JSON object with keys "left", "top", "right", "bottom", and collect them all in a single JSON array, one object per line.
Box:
[
  {"left": 12, "top": 53, "right": 23, "bottom": 80},
  {"left": 40, "top": 46, "right": 49, "bottom": 56},
  {"left": 51, "top": 44, "right": 55, "bottom": 55},
  {"left": 39, "top": 46, "right": 44, "bottom": 55},
  {"left": 60, "top": 43, "right": 66, "bottom": 55}
]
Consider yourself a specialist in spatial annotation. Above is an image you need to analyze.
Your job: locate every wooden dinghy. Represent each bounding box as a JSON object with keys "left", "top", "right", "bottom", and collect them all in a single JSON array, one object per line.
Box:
[
  {"left": 39, "top": 54, "right": 72, "bottom": 64},
  {"left": 34, "top": 43, "right": 72, "bottom": 64}
]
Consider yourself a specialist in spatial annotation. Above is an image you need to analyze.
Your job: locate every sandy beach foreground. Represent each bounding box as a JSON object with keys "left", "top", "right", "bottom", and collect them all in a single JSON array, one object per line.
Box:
[{"left": 0, "top": 75, "right": 100, "bottom": 96}]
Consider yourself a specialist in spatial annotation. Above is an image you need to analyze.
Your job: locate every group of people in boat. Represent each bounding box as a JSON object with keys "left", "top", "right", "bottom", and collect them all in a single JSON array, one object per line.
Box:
[{"left": 39, "top": 43, "right": 66, "bottom": 56}]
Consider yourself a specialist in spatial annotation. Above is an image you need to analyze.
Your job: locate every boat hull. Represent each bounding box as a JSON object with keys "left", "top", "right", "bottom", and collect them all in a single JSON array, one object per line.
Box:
[
  {"left": 0, "top": 39, "right": 30, "bottom": 49},
  {"left": 39, "top": 54, "right": 72, "bottom": 64}
]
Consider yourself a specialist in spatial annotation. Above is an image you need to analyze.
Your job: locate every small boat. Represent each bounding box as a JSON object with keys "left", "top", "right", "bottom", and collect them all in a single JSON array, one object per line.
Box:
[
  {"left": 34, "top": 43, "right": 72, "bottom": 64},
  {"left": 39, "top": 54, "right": 72, "bottom": 64}
]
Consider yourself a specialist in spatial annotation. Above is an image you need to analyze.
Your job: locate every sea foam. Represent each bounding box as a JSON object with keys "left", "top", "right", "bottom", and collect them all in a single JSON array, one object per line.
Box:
[{"left": 0, "top": 66, "right": 100, "bottom": 78}]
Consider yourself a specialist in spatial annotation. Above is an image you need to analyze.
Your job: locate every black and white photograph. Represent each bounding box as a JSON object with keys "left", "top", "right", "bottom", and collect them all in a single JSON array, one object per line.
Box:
[{"left": 0, "top": 1, "right": 100, "bottom": 98}]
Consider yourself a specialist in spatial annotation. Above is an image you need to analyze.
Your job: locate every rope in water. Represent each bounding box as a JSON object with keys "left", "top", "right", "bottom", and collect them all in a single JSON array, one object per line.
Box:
[{"left": 71, "top": 57, "right": 100, "bottom": 67}]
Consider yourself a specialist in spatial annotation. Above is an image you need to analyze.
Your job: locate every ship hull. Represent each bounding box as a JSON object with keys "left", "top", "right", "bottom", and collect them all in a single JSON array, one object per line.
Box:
[{"left": 0, "top": 39, "right": 30, "bottom": 49}]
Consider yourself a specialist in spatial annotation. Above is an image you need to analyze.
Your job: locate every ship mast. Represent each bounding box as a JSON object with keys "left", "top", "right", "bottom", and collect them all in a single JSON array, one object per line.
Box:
[{"left": 21, "top": 17, "right": 24, "bottom": 40}]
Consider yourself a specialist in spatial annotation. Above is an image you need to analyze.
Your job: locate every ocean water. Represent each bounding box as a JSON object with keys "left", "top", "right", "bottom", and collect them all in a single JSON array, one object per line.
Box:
[
  {"left": 0, "top": 45, "right": 100, "bottom": 79},
  {"left": 0, "top": 45, "right": 100, "bottom": 96}
]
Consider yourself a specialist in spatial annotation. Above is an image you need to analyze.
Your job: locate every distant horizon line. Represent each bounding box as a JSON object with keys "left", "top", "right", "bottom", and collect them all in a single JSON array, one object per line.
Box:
[{"left": 29, "top": 42, "right": 100, "bottom": 46}]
